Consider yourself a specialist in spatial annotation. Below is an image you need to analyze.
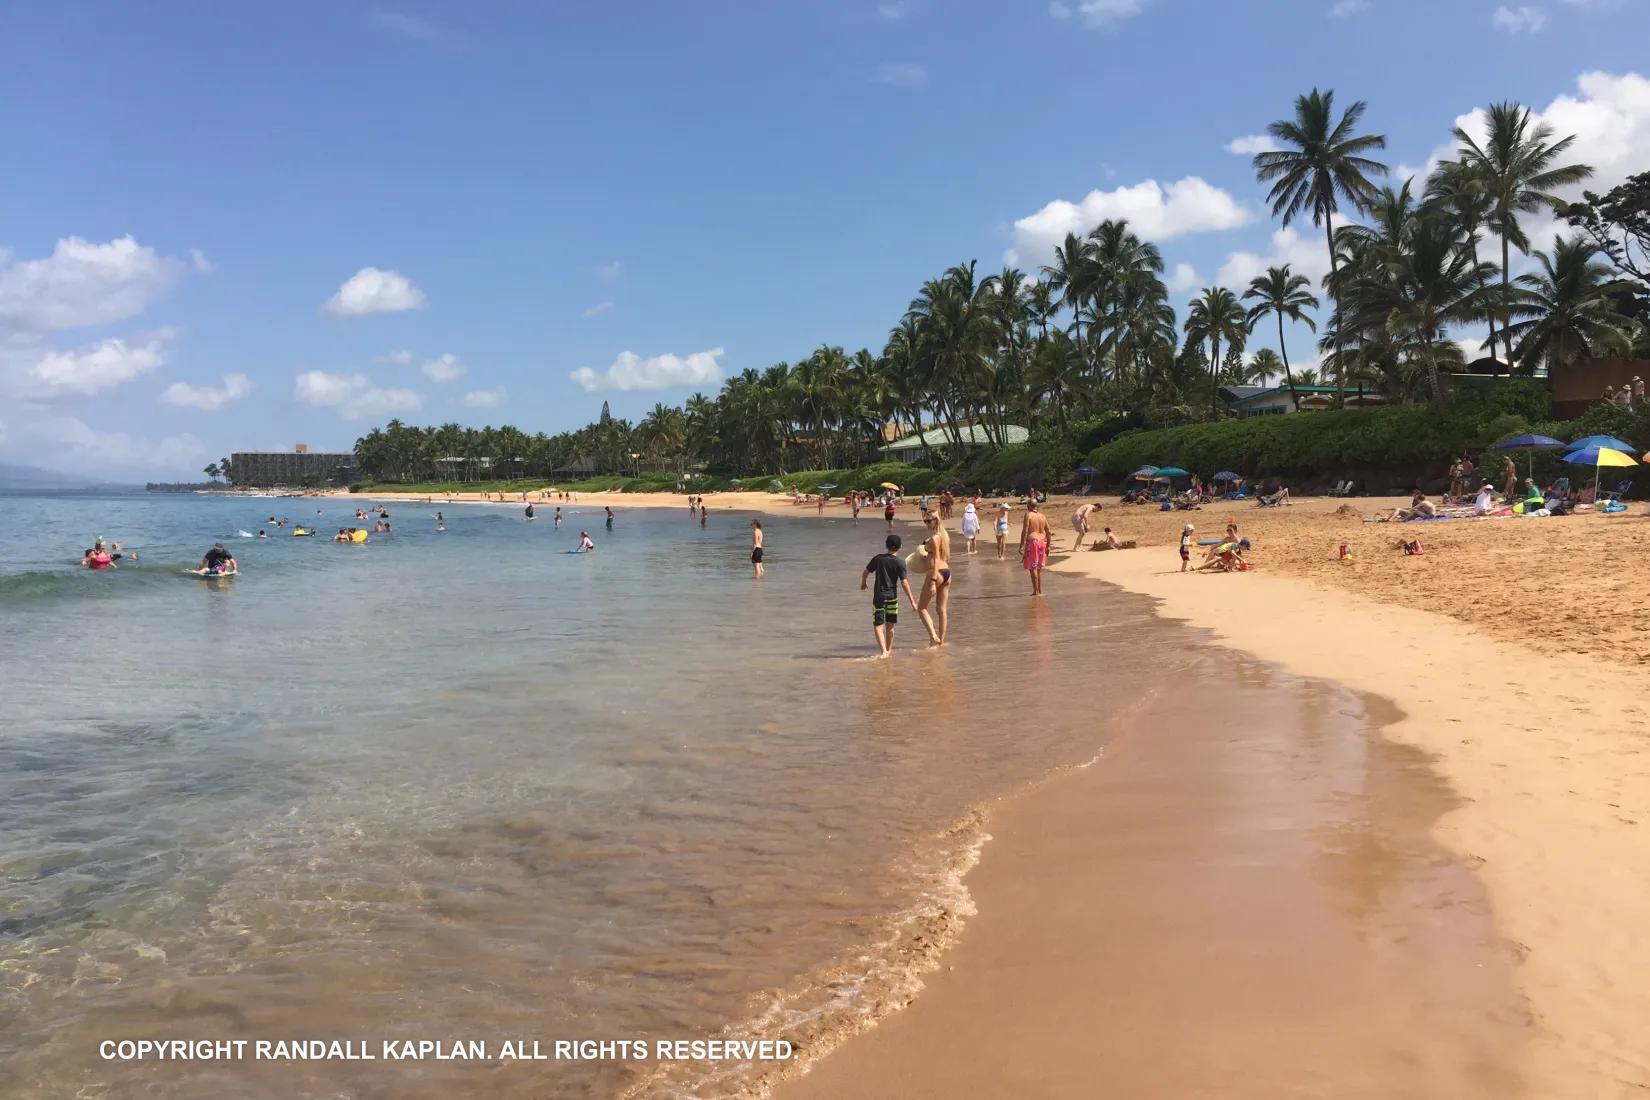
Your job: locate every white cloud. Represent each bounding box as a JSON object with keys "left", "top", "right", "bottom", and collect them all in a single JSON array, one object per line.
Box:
[
  {"left": 294, "top": 370, "right": 423, "bottom": 420},
  {"left": 38, "top": 414, "right": 205, "bottom": 474},
  {"left": 1049, "top": 0, "right": 1148, "bottom": 27},
  {"left": 570, "top": 347, "right": 726, "bottom": 392},
  {"left": 582, "top": 301, "right": 614, "bottom": 319},
  {"left": 1491, "top": 5, "right": 1547, "bottom": 32},
  {"left": 1006, "top": 176, "right": 1250, "bottom": 265},
  {"left": 1166, "top": 263, "right": 1201, "bottom": 294},
  {"left": 323, "top": 267, "right": 426, "bottom": 317},
  {"left": 420, "top": 352, "right": 466, "bottom": 382},
  {"left": 1328, "top": 0, "right": 1370, "bottom": 16},
  {"left": 462, "top": 387, "right": 506, "bottom": 408},
  {"left": 0, "top": 236, "right": 191, "bottom": 332},
  {"left": 162, "top": 372, "right": 253, "bottom": 411},
  {"left": 1216, "top": 227, "right": 1331, "bottom": 292},
  {"left": 1225, "top": 134, "right": 1277, "bottom": 156},
  {"left": 29, "top": 331, "right": 172, "bottom": 396},
  {"left": 875, "top": 63, "right": 927, "bottom": 88},
  {"left": 597, "top": 260, "right": 623, "bottom": 281},
  {"left": 378, "top": 349, "right": 413, "bottom": 366}
]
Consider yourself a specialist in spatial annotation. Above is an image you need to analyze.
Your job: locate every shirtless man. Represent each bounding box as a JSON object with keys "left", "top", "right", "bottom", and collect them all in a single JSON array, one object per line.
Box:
[
  {"left": 1071, "top": 501, "right": 1100, "bottom": 549},
  {"left": 1019, "top": 500, "right": 1051, "bottom": 596},
  {"left": 918, "top": 512, "right": 952, "bottom": 646},
  {"left": 750, "top": 519, "right": 764, "bottom": 578}
]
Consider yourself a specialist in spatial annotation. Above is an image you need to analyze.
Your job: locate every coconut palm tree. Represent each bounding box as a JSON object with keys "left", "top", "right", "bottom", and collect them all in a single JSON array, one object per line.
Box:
[
  {"left": 1425, "top": 158, "right": 1500, "bottom": 365},
  {"left": 1364, "top": 217, "right": 1494, "bottom": 403},
  {"left": 1245, "top": 349, "right": 1285, "bottom": 386},
  {"left": 1252, "top": 89, "right": 1389, "bottom": 402},
  {"left": 1454, "top": 101, "right": 1593, "bottom": 367},
  {"left": 1042, "top": 232, "right": 1096, "bottom": 350},
  {"left": 1184, "top": 287, "right": 1251, "bottom": 413},
  {"left": 1242, "top": 265, "right": 1319, "bottom": 410},
  {"left": 1503, "top": 236, "right": 1638, "bottom": 372}
]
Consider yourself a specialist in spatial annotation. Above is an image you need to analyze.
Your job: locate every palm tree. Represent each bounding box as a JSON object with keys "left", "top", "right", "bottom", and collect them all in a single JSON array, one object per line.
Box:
[
  {"left": 1425, "top": 158, "right": 1499, "bottom": 365},
  {"left": 1184, "top": 287, "right": 1250, "bottom": 413},
  {"left": 1365, "top": 216, "right": 1494, "bottom": 402},
  {"left": 1242, "top": 265, "right": 1320, "bottom": 410},
  {"left": 1252, "top": 89, "right": 1388, "bottom": 402},
  {"left": 1503, "top": 236, "right": 1637, "bottom": 372},
  {"left": 1246, "top": 349, "right": 1285, "bottom": 386},
  {"left": 1454, "top": 101, "right": 1593, "bottom": 367},
  {"left": 1042, "top": 232, "right": 1096, "bottom": 350}
]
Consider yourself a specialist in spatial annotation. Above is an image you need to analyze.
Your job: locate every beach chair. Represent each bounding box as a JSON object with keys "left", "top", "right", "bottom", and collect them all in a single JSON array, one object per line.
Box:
[
  {"left": 1601, "top": 479, "right": 1633, "bottom": 503},
  {"left": 1326, "top": 480, "right": 1352, "bottom": 497}
]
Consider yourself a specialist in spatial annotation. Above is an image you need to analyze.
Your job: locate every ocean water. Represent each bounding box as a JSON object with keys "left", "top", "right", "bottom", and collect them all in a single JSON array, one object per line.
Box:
[{"left": 0, "top": 490, "right": 1182, "bottom": 1098}]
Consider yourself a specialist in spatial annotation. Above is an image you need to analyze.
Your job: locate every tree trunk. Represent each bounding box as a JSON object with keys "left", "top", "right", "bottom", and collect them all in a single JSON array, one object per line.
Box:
[
  {"left": 1278, "top": 314, "right": 1301, "bottom": 412},
  {"left": 1325, "top": 214, "right": 1344, "bottom": 407},
  {"left": 1468, "top": 235, "right": 1498, "bottom": 375},
  {"left": 1500, "top": 232, "right": 1514, "bottom": 369},
  {"left": 1209, "top": 336, "right": 1222, "bottom": 415}
]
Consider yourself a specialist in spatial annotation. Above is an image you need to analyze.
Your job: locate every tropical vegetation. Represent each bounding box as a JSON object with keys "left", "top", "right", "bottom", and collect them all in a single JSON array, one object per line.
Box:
[{"left": 342, "top": 88, "right": 1642, "bottom": 490}]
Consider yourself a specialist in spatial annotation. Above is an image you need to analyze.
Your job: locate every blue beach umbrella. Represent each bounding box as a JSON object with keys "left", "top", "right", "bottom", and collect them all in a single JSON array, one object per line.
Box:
[
  {"left": 1496, "top": 433, "right": 1566, "bottom": 479},
  {"left": 1212, "top": 470, "right": 1241, "bottom": 482},
  {"left": 1075, "top": 465, "right": 1098, "bottom": 474},
  {"left": 1154, "top": 466, "right": 1190, "bottom": 479},
  {"left": 1562, "top": 445, "right": 1639, "bottom": 498},
  {"left": 1129, "top": 465, "right": 1159, "bottom": 480},
  {"left": 1566, "top": 434, "right": 1635, "bottom": 455}
]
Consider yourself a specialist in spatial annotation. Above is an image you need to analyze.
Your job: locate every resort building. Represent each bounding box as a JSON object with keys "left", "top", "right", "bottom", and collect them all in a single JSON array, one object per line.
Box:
[
  {"left": 1220, "top": 385, "right": 1392, "bottom": 417},
  {"left": 230, "top": 447, "right": 357, "bottom": 487},
  {"left": 878, "top": 424, "right": 1029, "bottom": 463}
]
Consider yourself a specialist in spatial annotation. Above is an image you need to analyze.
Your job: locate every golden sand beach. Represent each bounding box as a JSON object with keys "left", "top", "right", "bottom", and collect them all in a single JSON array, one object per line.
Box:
[{"left": 339, "top": 486, "right": 1650, "bottom": 1097}]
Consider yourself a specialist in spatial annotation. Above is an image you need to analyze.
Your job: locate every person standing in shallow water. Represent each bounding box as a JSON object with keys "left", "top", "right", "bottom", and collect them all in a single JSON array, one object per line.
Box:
[
  {"left": 861, "top": 533, "right": 920, "bottom": 659},
  {"left": 1019, "top": 500, "right": 1050, "bottom": 596},
  {"left": 918, "top": 512, "right": 951, "bottom": 646},
  {"left": 750, "top": 519, "right": 764, "bottom": 577}
]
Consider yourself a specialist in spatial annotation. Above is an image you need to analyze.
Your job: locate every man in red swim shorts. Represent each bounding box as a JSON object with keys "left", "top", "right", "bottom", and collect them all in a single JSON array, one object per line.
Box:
[{"left": 1019, "top": 499, "right": 1050, "bottom": 596}]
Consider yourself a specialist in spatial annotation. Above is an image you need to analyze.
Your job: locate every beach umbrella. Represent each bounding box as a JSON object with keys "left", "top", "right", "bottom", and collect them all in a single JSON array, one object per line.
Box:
[
  {"left": 1566, "top": 434, "right": 1636, "bottom": 455},
  {"left": 1212, "top": 470, "right": 1241, "bottom": 482},
  {"left": 1129, "top": 465, "right": 1159, "bottom": 481},
  {"left": 1075, "top": 465, "right": 1098, "bottom": 474},
  {"left": 818, "top": 483, "right": 837, "bottom": 490},
  {"left": 1154, "top": 466, "right": 1190, "bottom": 478},
  {"left": 879, "top": 481, "right": 901, "bottom": 490},
  {"left": 1495, "top": 433, "right": 1566, "bottom": 480},
  {"left": 1561, "top": 445, "right": 1639, "bottom": 499}
]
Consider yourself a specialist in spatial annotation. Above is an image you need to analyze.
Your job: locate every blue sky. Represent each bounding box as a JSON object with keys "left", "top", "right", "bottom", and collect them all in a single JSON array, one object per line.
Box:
[{"left": 1, "top": 0, "right": 1645, "bottom": 476}]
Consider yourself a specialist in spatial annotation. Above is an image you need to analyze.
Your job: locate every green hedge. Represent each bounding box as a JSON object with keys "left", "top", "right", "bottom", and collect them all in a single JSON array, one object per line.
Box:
[{"left": 1086, "top": 388, "right": 1650, "bottom": 495}]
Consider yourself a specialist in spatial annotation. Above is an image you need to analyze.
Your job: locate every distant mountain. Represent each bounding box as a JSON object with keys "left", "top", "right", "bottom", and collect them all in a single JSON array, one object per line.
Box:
[{"left": 0, "top": 462, "right": 135, "bottom": 490}]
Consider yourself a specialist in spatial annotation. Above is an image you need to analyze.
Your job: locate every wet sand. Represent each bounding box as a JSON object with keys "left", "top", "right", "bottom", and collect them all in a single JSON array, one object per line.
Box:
[{"left": 781, "top": 653, "right": 1529, "bottom": 1100}]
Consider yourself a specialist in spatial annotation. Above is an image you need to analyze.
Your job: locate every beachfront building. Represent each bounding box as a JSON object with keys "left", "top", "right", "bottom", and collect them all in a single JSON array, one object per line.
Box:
[
  {"left": 877, "top": 424, "right": 1029, "bottom": 463},
  {"left": 1220, "top": 384, "right": 1392, "bottom": 417},
  {"left": 230, "top": 447, "right": 357, "bottom": 487}
]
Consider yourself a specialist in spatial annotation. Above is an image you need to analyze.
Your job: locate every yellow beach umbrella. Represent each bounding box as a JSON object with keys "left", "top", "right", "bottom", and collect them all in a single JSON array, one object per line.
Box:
[{"left": 1561, "top": 445, "right": 1639, "bottom": 499}]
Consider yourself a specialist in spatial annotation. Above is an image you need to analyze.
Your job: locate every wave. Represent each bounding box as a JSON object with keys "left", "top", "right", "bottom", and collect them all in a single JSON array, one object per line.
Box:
[{"left": 0, "top": 566, "right": 193, "bottom": 605}]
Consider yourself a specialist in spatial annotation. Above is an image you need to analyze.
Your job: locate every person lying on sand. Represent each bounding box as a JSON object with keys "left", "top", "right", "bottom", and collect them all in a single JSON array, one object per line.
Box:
[
  {"left": 1388, "top": 493, "right": 1437, "bottom": 522},
  {"left": 1197, "top": 541, "right": 1246, "bottom": 572}
]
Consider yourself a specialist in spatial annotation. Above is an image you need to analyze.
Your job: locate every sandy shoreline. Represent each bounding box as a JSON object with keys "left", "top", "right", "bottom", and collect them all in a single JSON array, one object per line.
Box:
[{"left": 332, "top": 485, "right": 1650, "bottom": 1095}]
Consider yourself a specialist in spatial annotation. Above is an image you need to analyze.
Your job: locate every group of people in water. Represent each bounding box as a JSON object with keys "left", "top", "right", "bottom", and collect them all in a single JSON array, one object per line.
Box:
[{"left": 80, "top": 538, "right": 135, "bottom": 570}]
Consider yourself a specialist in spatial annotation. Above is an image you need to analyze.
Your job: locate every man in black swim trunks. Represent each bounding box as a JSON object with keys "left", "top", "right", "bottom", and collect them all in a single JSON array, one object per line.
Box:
[{"left": 860, "top": 533, "right": 919, "bottom": 658}]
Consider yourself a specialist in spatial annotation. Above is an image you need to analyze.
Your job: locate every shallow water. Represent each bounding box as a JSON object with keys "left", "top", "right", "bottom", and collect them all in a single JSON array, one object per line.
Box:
[{"left": 2, "top": 491, "right": 1212, "bottom": 1097}]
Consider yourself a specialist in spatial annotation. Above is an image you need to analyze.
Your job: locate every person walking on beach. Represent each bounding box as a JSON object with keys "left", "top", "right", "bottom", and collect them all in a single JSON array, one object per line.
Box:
[
  {"left": 884, "top": 497, "right": 896, "bottom": 530},
  {"left": 1071, "top": 501, "right": 1100, "bottom": 550},
  {"left": 1019, "top": 501, "right": 1050, "bottom": 596},
  {"left": 1180, "top": 523, "right": 1195, "bottom": 572},
  {"left": 994, "top": 503, "right": 1010, "bottom": 559},
  {"left": 861, "top": 533, "right": 920, "bottom": 659},
  {"left": 750, "top": 519, "right": 765, "bottom": 578},
  {"left": 851, "top": 494, "right": 862, "bottom": 523},
  {"left": 960, "top": 499, "right": 980, "bottom": 553},
  {"left": 918, "top": 512, "right": 952, "bottom": 646}
]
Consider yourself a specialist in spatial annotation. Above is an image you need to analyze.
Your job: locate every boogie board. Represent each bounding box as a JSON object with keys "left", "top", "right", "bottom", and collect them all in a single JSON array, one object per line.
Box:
[{"left": 188, "top": 568, "right": 238, "bottom": 579}]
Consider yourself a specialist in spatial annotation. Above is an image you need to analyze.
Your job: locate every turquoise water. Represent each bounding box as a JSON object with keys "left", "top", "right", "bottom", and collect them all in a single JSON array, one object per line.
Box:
[{"left": 0, "top": 490, "right": 1175, "bottom": 1098}]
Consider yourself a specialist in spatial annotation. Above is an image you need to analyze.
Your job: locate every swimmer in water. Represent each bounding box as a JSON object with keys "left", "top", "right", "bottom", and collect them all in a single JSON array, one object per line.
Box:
[
  {"left": 258, "top": 529, "right": 268, "bottom": 539},
  {"left": 605, "top": 506, "right": 615, "bottom": 528},
  {"left": 525, "top": 503, "right": 535, "bottom": 520},
  {"left": 554, "top": 507, "right": 563, "bottom": 528},
  {"left": 577, "top": 531, "right": 594, "bottom": 552}
]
